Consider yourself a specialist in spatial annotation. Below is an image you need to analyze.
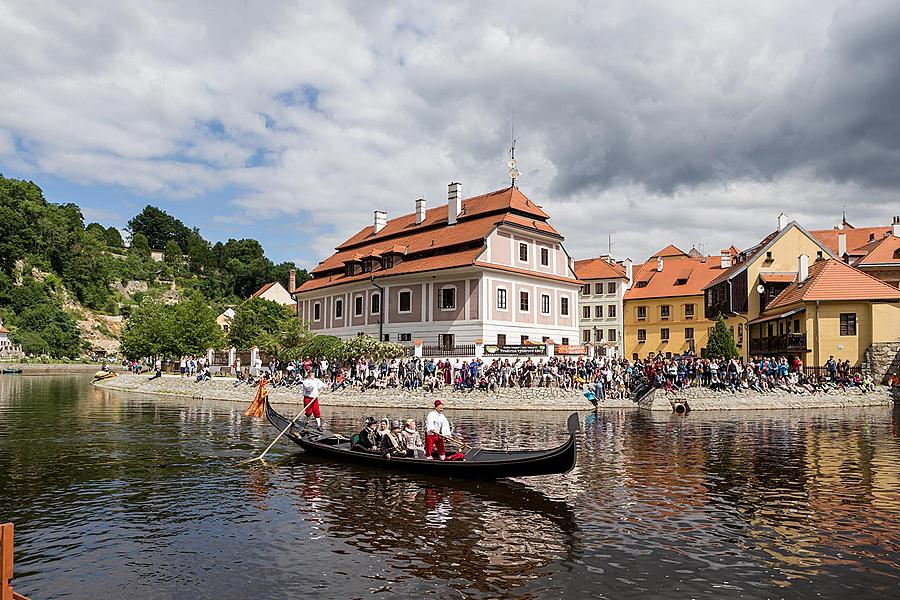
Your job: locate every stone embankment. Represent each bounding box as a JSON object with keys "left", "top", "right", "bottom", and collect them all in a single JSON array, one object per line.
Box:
[
  {"left": 91, "top": 374, "right": 611, "bottom": 410},
  {"left": 637, "top": 385, "right": 896, "bottom": 411},
  {"left": 92, "top": 374, "right": 897, "bottom": 412},
  {"left": 2, "top": 363, "right": 104, "bottom": 374}
]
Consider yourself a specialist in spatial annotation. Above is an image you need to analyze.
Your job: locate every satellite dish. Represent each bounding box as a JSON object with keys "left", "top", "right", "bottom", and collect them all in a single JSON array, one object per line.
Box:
[
  {"left": 508, "top": 158, "right": 518, "bottom": 169},
  {"left": 509, "top": 167, "right": 520, "bottom": 180},
  {"left": 756, "top": 284, "right": 766, "bottom": 293}
]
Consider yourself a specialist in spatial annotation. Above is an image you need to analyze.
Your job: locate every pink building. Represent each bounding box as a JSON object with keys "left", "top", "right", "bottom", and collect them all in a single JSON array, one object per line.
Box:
[{"left": 293, "top": 183, "right": 582, "bottom": 351}]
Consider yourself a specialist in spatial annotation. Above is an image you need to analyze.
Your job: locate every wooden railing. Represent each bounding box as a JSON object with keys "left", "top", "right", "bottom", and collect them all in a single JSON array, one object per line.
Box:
[{"left": 1, "top": 523, "right": 29, "bottom": 600}]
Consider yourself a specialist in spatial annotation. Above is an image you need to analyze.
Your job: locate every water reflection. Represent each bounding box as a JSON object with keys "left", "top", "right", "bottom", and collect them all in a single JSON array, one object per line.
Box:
[{"left": 1, "top": 375, "right": 899, "bottom": 599}]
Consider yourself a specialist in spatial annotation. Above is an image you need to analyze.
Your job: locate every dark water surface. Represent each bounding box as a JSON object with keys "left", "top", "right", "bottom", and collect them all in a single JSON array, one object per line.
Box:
[{"left": 1, "top": 375, "right": 899, "bottom": 599}]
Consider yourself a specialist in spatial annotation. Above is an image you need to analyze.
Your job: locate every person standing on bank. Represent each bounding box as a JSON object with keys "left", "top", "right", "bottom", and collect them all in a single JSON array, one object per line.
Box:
[
  {"left": 301, "top": 371, "right": 327, "bottom": 430},
  {"left": 425, "top": 399, "right": 451, "bottom": 460}
]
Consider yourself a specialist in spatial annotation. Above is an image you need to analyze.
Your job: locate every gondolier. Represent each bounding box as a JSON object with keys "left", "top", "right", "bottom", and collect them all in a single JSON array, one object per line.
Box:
[
  {"left": 425, "top": 399, "right": 451, "bottom": 460},
  {"left": 301, "top": 372, "right": 327, "bottom": 430}
]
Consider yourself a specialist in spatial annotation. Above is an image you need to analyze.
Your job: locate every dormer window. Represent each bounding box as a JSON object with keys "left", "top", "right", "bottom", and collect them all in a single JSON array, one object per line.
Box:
[
  {"left": 635, "top": 281, "right": 648, "bottom": 288},
  {"left": 361, "top": 260, "right": 372, "bottom": 273},
  {"left": 345, "top": 263, "right": 356, "bottom": 277},
  {"left": 675, "top": 278, "right": 688, "bottom": 286},
  {"left": 382, "top": 256, "right": 395, "bottom": 269},
  {"left": 765, "top": 251, "right": 773, "bottom": 261}
]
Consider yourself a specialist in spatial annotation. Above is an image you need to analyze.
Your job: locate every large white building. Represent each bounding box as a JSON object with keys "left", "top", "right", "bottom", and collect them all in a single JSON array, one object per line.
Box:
[
  {"left": 574, "top": 257, "right": 632, "bottom": 356},
  {"left": 293, "top": 183, "right": 582, "bottom": 354}
]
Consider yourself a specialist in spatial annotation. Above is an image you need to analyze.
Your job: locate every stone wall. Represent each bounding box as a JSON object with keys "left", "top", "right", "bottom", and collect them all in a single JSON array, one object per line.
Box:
[
  {"left": 867, "top": 342, "right": 900, "bottom": 384},
  {"left": 638, "top": 384, "right": 893, "bottom": 411}
]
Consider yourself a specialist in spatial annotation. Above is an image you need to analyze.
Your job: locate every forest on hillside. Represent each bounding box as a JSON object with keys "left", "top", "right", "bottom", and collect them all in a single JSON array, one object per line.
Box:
[{"left": 0, "top": 173, "right": 308, "bottom": 358}]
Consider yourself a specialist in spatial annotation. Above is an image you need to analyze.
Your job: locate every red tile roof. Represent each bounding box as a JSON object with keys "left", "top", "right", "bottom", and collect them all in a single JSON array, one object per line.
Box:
[
  {"left": 298, "top": 186, "right": 566, "bottom": 294},
  {"left": 706, "top": 229, "right": 781, "bottom": 288},
  {"left": 856, "top": 235, "right": 900, "bottom": 266},
  {"left": 652, "top": 244, "right": 688, "bottom": 258},
  {"left": 766, "top": 259, "right": 900, "bottom": 310},
  {"left": 250, "top": 282, "right": 277, "bottom": 298},
  {"left": 573, "top": 257, "right": 627, "bottom": 280},
  {"left": 0, "top": 325, "right": 8, "bottom": 334},
  {"left": 624, "top": 255, "right": 726, "bottom": 300},
  {"left": 759, "top": 273, "right": 797, "bottom": 283},
  {"left": 810, "top": 225, "right": 892, "bottom": 255}
]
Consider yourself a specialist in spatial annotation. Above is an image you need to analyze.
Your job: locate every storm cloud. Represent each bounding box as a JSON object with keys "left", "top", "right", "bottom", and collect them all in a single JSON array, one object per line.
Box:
[{"left": 0, "top": 0, "right": 898, "bottom": 266}]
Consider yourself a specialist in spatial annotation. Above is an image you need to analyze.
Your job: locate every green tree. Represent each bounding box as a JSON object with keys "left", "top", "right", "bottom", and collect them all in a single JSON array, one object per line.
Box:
[
  {"left": 129, "top": 232, "right": 151, "bottom": 260},
  {"left": 170, "top": 294, "right": 224, "bottom": 355},
  {"left": 121, "top": 300, "right": 173, "bottom": 359},
  {"left": 299, "top": 334, "right": 342, "bottom": 363},
  {"left": 164, "top": 239, "right": 183, "bottom": 265},
  {"left": 105, "top": 226, "right": 124, "bottom": 248},
  {"left": 338, "top": 335, "right": 407, "bottom": 364},
  {"left": 705, "top": 314, "right": 739, "bottom": 360},
  {"left": 227, "top": 298, "right": 292, "bottom": 350},
  {"left": 16, "top": 304, "right": 82, "bottom": 358},
  {"left": 128, "top": 205, "right": 192, "bottom": 251}
]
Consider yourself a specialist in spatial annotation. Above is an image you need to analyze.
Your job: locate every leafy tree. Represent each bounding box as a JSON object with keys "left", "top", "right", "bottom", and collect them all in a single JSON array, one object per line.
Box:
[
  {"left": 299, "top": 334, "right": 342, "bottom": 362},
  {"left": 16, "top": 304, "right": 82, "bottom": 358},
  {"left": 338, "top": 335, "right": 407, "bottom": 363},
  {"left": 170, "top": 294, "right": 224, "bottom": 356},
  {"left": 85, "top": 222, "right": 107, "bottom": 242},
  {"left": 164, "top": 239, "right": 182, "bottom": 264},
  {"left": 129, "top": 232, "right": 151, "bottom": 259},
  {"left": 705, "top": 314, "right": 739, "bottom": 360},
  {"left": 227, "top": 298, "right": 292, "bottom": 350},
  {"left": 105, "top": 226, "right": 124, "bottom": 248},
  {"left": 259, "top": 314, "right": 312, "bottom": 361},
  {"left": 128, "top": 205, "right": 192, "bottom": 251},
  {"left": 271, "top": 261, "right": 310, "bottom": 291},
  {"left": 121, "top": 300, "right": 173, "bottom": 359}
]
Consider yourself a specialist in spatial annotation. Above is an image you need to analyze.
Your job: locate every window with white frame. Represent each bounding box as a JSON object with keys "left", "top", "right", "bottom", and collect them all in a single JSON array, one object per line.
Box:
[
  {"left": 608, "top": 282, "right": 616, "bottom": 294},
  {"left": 313, "top": 302, "right": 321, "bottom": 321},
  {"left": 594, "top": 305, "right": 603, "bottom": 318},
  {"left": 541, "top": 294, "right": 550, "bottom": 314},
  {"left": 582, "top": 329, "right": 591, "bottom": 343},
  {"left": 595, "top": 283, "right": 603, "bottom": 295},
  {"left": 561, "top": 297, "right": 569, "bottom": 316},
  {"left": 334, "top": 298, "right": 344, "bottom": 319},
  {"left": 540, "top": 247, "right": 549, "bottom": 266},
  {"left": 354, "top": 295, "right": 364, "bottom": 317},
  {"left": 518, "top": 243, "right": 528, "bottom": 262},
  {"left": 520, "top": 291, "right": 529, "bottom": 311},
  {"left": 595, "top": 328, "right": 603, "bottom": 341},
  {"left": 583, "top": 305, "right": 590, "bottom": 319},
  {"left": 608, "top": 329, "right": 617, "bottom": 342},
  {"left": 398, "top": 333, "right": 412, "bottom": 342},
  {"left": 371, "top": 293, "right": 380, "bottom": 314},
  {"left": 398, "top": 289, "right": 412, "bottom": 313},
  {"left": 497, "top": 287, "right": 508, "bottom": 310},
  {"left": 439, "top": 286, "right": 456, "bottom": 310},
  {"left": 608, "top": 304, "right": 616, "bottom": 318}
]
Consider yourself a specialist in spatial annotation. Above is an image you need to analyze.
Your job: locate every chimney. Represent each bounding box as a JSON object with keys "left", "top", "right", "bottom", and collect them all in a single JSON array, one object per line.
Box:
[
  {"left": 448, "top": 182, "right": 462, "bottom": 225},
  {"left": 624, "top": 258, "right": 633, "bottom": 283},
  {"left": 415, "top": 198, "right": 427, "bottom": 225},
  {"left": 656, "top": 256, "right": 664, "bottom": 272},
  {"left": 288, "top": 269, "right": 296, "bottom": 293},
  {"left": 778, "top": 212, "right": 788, "bottom": 231},
  {"left": 893, "top": 216, "right": 900, "bottom": 237},
  {"left": 374, "top": 210, "right": 387, "bottom": 234},
  {"left": 838, "top": 225, "right": 847, "bottom": 257},
  {"left": 798, "top": 253, "right": 809, "bottom": 283},
  {"left": 720, "top": 249, "right": 732, "bottom": 269}
]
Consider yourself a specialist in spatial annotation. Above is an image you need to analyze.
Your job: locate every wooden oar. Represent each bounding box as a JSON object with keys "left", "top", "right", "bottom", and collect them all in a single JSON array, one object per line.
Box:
[
  {"left": 440, "top": 433, "right": 472, "bottom": 450},
  {"left": 238, "top": 400, "right": 311, "bottom": 465}
]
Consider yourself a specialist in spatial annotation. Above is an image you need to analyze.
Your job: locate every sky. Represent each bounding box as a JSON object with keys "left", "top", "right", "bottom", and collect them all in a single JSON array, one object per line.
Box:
[{"left": 1, "top": 0, "right": 899, "bottom": 269}]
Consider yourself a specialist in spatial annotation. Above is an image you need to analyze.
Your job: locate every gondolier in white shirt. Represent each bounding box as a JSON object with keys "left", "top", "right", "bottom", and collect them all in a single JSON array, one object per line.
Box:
[
  {"left": 425, "top": 399, "right": 451, "bottom": 460},
  {"left": 301, "top": 372, "right": 327, "bottom": 430}
]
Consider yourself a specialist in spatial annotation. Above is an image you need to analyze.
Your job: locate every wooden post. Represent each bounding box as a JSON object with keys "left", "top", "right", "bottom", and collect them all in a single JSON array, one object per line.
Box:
[{"left": 1, "top": 523, "right": 28, "bottom": 600}]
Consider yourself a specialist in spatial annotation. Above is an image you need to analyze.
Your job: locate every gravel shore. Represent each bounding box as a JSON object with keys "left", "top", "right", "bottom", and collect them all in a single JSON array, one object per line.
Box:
[{"left": 92, "top": 373, "right": 897, "bottom": 412}]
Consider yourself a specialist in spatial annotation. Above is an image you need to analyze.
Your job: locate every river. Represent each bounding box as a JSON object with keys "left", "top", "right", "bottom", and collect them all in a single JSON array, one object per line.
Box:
[{"left": 1, "top": 374, "right": 898, "bottom": 599}]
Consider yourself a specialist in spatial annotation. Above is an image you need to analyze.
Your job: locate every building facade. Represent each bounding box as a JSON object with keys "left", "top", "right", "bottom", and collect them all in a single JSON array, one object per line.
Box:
[
  {"left": 748, "top": 258, "right": 900, "bottom": 372},
  {"left": 293, "top": 184, "right": 581, "bottom": 351},
  {"left": 704, "top": 217, "right": 836, "bottom": 360},
  {"left": 249, "top": 281, "right": 295, "bottom": 306},
  {"left": 623, "top": 245, "right": 727, "bottom": 360},
  {"left": 574, "top": 256, "right": 631, "bottom": 356}
]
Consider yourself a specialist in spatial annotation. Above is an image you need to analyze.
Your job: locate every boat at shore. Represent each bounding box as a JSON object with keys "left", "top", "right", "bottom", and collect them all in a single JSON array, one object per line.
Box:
[
  {"left": 2, "top": 367, "right": 22, "bottom": 374},
  {"left": 92, "top": 370, "right": 117, "bottom": 382},
  {"left": 264, "top": 399, "right": 579, "bottom": 479}
]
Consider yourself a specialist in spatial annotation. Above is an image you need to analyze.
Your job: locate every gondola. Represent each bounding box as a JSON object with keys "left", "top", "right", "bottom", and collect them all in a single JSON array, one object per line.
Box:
[{"left": 264, "top": 399, "right": 579, "bottom": 480}]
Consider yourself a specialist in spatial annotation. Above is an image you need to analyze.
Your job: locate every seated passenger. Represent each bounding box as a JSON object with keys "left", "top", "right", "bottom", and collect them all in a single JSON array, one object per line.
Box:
[
  {"left": 401, "top": 418, "right": 426, "bottom": 458},
  {"left": 355, "top": 417, "right": 379, "bottom": 452},
  {"left": 376, "top": 419, "right": 389, "bottom": 443},
  {"left": 380, "top": 420, "right": 407, "bottom": 459}
]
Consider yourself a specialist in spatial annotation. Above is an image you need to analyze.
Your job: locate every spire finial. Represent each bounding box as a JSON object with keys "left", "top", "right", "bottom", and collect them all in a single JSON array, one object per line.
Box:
[{"left": 507, "top": 114, "right": 520, "bottom": 187}]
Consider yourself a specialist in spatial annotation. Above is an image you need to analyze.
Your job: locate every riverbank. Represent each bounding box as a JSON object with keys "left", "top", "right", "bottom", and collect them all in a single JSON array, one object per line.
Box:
[
  {"left": 91, "top": 373, "right": 897, "bottom": 411},
  {"left": 0, "top": 363, "right": 103, "bottom": 374}
]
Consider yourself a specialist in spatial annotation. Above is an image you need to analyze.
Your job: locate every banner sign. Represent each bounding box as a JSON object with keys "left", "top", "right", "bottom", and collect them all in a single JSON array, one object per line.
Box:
[
  {"left": 555, "top": 344, "right": 587, "bottom": 355},
  {"left": 483, "top": 344, "right": 547, "bottom": 357}
]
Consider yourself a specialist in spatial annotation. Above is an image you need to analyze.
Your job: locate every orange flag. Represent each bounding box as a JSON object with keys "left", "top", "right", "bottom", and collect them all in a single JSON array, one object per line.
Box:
[{"left": 243, "top": 378, "right": 269, "bottom": 418}]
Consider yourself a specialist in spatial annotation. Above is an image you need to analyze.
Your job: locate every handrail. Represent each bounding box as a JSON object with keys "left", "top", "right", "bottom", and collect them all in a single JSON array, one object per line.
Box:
[{"left": 1, "top": 522, "right": 29, "bottom": 600}]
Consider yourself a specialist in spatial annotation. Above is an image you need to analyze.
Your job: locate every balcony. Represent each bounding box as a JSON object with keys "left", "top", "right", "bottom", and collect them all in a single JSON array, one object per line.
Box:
[{"left": 749, "top": 333, "right": 807, "bottom": 355}]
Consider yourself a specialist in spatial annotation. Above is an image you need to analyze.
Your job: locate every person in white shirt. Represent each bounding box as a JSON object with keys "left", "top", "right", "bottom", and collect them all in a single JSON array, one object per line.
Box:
[
  {"left": 424, "top": 399, "right": 451, "bottom": 460},
  {"left": 301, "top": 373, "right": 327, "bottom": 430}
]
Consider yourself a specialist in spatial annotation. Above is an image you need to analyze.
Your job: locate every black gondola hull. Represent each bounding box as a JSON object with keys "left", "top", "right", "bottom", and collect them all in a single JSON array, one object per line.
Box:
[{"left": 264, "top": 400, "right": 578, "bottom": 480}]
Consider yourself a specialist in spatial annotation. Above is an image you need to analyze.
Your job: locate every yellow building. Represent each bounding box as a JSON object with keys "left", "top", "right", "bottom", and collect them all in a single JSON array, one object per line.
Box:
[
  {"left": 749, "top": 258, "right": 900, "bottom": 371},
  {"left": 623, "top": 245, "right": 728, "bottom": 360},
  {"left": 703, "top": 218, "right": 835, "bottom": 359}
]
